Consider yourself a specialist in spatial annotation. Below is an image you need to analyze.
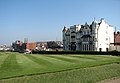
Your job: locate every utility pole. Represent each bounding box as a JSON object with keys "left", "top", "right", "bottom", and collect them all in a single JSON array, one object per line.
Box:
[{"left": 56, "top": 37, "right": 58, "bottom": 42}]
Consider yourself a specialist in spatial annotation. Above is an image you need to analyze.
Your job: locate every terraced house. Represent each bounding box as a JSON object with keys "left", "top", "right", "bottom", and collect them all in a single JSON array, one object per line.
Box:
[{"left": 63, "top": 18, "right": 114, "bottom": 51}]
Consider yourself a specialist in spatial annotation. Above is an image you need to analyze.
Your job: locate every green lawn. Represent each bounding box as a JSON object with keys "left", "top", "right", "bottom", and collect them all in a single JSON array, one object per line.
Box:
[{"left": 0, "top": 52, "right": 120, "bottom": 83}]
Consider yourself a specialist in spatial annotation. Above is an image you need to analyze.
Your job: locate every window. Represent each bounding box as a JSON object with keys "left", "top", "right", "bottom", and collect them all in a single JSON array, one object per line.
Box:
[
  {"left": 71, "top": 31, "right": 75, "bottom": 33},
  {"left": 86, "top": 45, "right": 88, "bottom": 51},
  {"left": 89, "top": 45, "right": 91, "bottom": 50},
  {"left": 95, "top": 38, "right": 97, "bottom": 41},
  {"left": 106, "top": 31, "right": 108, "bottom": 34},
  {"left": 65, "top": 34, "right": 70, "bottom": 36},
  {"left": 89, "top": 38, "right": 92, "bottom": 41},
  {"left": 92, "top": 37, "right": 94, "bottom": 41},
  {"left": 87, "top": 31, "right": 89, "bottom": 34},
  {"left": 71, "top": 36, "right": 75, "bottom": 38},
  {"left": 106, "top": 43, "right": 108, "bottom": 45},
  {"left": 83, "top": 31, "right": 85, "bottom": 35},
  {"left": 106, "top": 38, "right": 108, "bottom": 41},
  {"left": 83, "top": 38, "right": 88, "bottom": 41},
  {"left": 93, "top": 45, "right": 95, "bottom": 50},
  {"left": 83, "top": 31, "right": 87, "bottom": 35}
]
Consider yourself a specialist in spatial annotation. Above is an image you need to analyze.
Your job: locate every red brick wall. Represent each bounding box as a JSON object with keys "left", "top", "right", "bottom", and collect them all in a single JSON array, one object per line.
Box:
[
  {"left": 26, "top": 43, "right": 36, "bottom": 50},
  {"left": 115, "top": 34, "right": 120, "bottom": 43}
]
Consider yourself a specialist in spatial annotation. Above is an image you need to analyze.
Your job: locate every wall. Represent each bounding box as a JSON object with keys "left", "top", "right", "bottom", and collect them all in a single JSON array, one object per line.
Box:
[
  {"left": 26, "top": 43, "right": 36, "bottom": 50},
  {"left": 97, "top": 19, "right": 114, "bottom": 51},
  {"left": 109, "top": 45, "right": 120, "bottom": 51},
  {"left": 114, "top": 32, "right": 120, "bottom": 43}
]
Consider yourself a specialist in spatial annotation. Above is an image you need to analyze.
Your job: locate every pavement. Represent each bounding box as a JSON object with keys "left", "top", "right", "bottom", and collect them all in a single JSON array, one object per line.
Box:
[{"left": 98, "top": 78, "right": 120, "bottom": 83}]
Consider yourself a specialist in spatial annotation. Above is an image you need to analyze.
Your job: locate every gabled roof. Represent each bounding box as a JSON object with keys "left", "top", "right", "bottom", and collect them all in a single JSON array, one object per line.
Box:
[
  {"left": 63, "top": 26, "right": 67, "bottom": 32},
  {"left": 89, "top": 24, "right": 92, "bottom": 32}
]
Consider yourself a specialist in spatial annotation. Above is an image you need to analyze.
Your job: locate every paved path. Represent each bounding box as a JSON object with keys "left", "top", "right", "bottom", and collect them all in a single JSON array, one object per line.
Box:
[{"left": 98, "top": 78, "right": 120, "bottom": 83}]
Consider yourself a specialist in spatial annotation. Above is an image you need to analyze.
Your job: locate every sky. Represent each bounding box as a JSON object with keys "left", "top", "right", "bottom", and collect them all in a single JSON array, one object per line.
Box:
[{"left": 0, "top": 0, "right": 120, "bottom": 45}]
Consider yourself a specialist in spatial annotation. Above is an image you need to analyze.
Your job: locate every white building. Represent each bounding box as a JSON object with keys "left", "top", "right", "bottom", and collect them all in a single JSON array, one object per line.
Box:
[{"left": 63, "top": 18, "right": 114, "bottom": 51}]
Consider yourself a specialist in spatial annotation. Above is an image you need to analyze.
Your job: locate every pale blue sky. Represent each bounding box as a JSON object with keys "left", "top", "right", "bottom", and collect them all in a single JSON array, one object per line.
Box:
[{"left": 0, "top": 0, "right": 120, "bottom": 45}]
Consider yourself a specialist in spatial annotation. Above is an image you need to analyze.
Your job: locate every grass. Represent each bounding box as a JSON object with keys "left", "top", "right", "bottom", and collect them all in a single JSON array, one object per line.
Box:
[{"left": 0, "top": 52, "right": 120, "bottom": 83}]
